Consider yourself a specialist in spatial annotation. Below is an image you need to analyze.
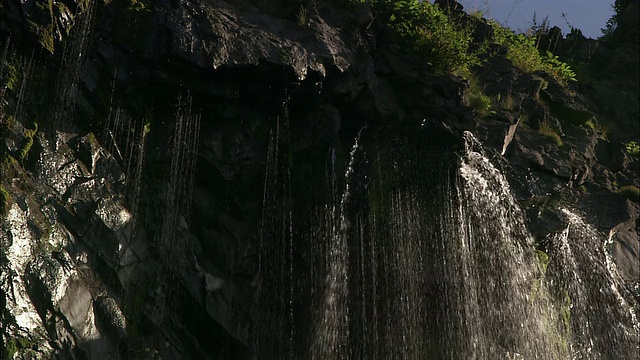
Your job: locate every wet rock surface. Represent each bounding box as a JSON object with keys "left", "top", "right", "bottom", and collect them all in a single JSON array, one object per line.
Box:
[{"left": 1, "top": 0, "right": 638, "bottom": 358}]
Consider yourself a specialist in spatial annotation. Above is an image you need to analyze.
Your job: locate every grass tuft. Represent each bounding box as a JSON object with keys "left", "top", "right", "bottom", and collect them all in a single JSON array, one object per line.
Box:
[
  {"left": 617, "top": 185, "right": 640, "bottom": 203},
  {"left": 539, "top": 122, "right": 563, "bottom": 147}
]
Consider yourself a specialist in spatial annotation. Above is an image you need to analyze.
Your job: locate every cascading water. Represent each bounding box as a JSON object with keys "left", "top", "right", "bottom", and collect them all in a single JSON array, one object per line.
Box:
[
  {"left": 308, "top": 129, "right": 564, "bottom": 358},
  {"left": 254, "top": 124, "right": 639, "bottom": 359},
  {"left": 52, "top": 0, "right": 96, "bottom": 131},
  {"left": 13, "top": 51, "right": 34, "bottom": 122},
  {"left": 546, "top": 208, "right": 639, "bottom": 359},
  {"left": 254, "top": 98, "right": 297, "bottom": 358},
  {"left": 311, "top": 125, "right": 367, "bottom": 359},
  {"left": 149, "top": 93, "right": 201, "bottom": 321},
  {"left": 159, "top": 94, "right": 201, "bottom": 270},
  {"left": 101, "top": 80, "right": 150, "bottom": 241},
  {"left": 451, "top": 132, "right": 566, "bottom": 359}
]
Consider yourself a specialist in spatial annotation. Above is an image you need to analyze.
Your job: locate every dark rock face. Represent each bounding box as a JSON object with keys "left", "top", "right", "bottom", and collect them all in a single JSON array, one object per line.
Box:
[{"left": 1, "top": 0, "right": 638, "bottom": 359}]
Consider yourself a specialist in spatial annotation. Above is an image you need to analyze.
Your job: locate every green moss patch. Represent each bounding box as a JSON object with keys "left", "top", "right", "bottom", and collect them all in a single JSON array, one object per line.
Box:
[
  {"left": 18, "top": 122, "right": 39, "bottom": 161},
  {"left": 4, "top": 335, "right": 36, "bottom": 358},
  {"left": 0, "top": 184, "right": 12, "bottom": 216},
  {"left": 535, "top": 249, "right": 550, "bottom": 274}
]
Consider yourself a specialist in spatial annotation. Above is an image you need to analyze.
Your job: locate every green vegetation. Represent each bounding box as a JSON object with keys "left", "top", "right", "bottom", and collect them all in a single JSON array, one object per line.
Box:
[
  {"left": 129, "top": 0, "right": 150, "bottom": 12},
  {"left": 30, "top": 0, "right": 56, "bottom": 53},
  {"left": 378, "top": 0, "right": 478, "bottom": 73},
  {"left": 594, "top": 119, "right": 614, "bottom": 139},
  {"left": 459, "top": 70, "right": 493, "bottom": 116},
  {"left": 530, "top": 248, "right": 550, "bottom": 301},
  {"left": 602, "top": 0, "right": 630, "bottom": 38},
  {"left": 492, "top": 25, "right": 544, "bottom": 73},
  {"left": 490, "top": 21, "right": 576, "bottom": 84},
  {"left": 18, "top": 122, "right": 39, "bottom": 161},
  {"left": 4, "top": 335, "right": 35, "bottom": 358},
  {"left": 569, "top": 61, "right": 594, "bottom": 85},
  {"left": 497, "top": 92, "right": 516, "bottom": 111},
  {"left": 543, "top": 52, "right": 576, "bottom": 83},
  {"left": 143, "top": 120, "right": 152, "bottom": 136},
  {"left": 625, "top": 141, "right": 639, "bottom": 157},
  {"left": 337, "top": 1, "right": 576, "bottom": 83},
  {"left": 0, "top": 184, "right": 12, "bottom": 216},
  {"left": 539, "top": 122, "right": 563, "bottom": 147},
  {"left": 296, "top": 5, "right": 308, "bottom": 26},
  {"left": 583, "top": 118, "right": 596, "bottom": 131},
  {"left": 582, "top": 118, "right": 614, "bottom": 139},
  {"left": 617, "top": 185, "right": 640, "bottom": 203},
  {"left": 467, "top": 91, "right": 492, "bottom": 116},
  {"left": 535, "top": 249, "right": 550, "bottom": 273},
  {"left": 6, "top": 64, "right": 20, "bottom": 92},
  {"left": 1, "top": 115, "right": 15, "bottom": 133},
  {"left": 35, "top": 22, "right": 55, "bottom": 53}
]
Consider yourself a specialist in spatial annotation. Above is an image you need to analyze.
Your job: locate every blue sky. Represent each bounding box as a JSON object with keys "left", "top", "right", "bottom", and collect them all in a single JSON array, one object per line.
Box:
[{"left": 454, "top": 0, "right": 616, "bottom": 39}]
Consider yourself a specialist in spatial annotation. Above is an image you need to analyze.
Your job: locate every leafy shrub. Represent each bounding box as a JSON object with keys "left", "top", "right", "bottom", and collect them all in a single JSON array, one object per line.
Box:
[
  {"left": 379, "top": 0, "right": 478, "bottom": 73},
  {"left": 543, "top": 52, "right": 576, "bottom": 83},
  {"left": 491, "top": 23, "right": 544, "bottom": 72},
  {"left": 339, "top": 1, "right": 574, "bottom": 83},
  {"left": 489, "top": 20, "right": 576, "bottom": 84}
]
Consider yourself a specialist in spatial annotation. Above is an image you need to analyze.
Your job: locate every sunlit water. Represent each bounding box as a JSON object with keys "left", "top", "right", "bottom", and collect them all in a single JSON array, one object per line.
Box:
[{"left": 254, "top": 129, "right": 638, "bottom": 359}]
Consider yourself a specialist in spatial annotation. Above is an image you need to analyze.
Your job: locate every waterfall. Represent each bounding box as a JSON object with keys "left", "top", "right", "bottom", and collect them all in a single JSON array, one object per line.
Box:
[
  {"left": 311, "top": 125, "right": 366, "bottom": 359},
  {"left": 546, "top": 208, "right": 639, "bottom": 359},
  {"left": 254, "top": 102, "right": 296, "bottom": 358},
  {"left": 160, "top": 94, "right": 201, "bottom": 270},
  {"left": 254, "top": 126, "right": 638, "bottom": 359},
  {"left": 254, "top": 126, "right": 280, "bottom": 358},
  {"left": 101, "top": 99, "right": 149, "bottom": 233},
  {"left": 52, "top": 0, "right": 96, "bottom": 131},
  {"left": 13, "top": 51, "right": 35, "bottom": 123},
  {"left": 126, "top": 117, "right": 149, "bottom": 219},
  {"left": 452, "top": 132, "right": 565, "bottom": 359}
]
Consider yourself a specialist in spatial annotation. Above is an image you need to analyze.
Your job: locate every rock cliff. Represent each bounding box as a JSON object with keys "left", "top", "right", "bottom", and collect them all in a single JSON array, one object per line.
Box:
[{"left": 1, "top": 0, "right": 638, "bottom": 358}]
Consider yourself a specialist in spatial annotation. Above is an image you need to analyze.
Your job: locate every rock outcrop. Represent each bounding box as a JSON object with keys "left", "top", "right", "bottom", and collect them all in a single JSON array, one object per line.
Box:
[{"left": 1, "top": 0, "right": 638, "bottom": 358}]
